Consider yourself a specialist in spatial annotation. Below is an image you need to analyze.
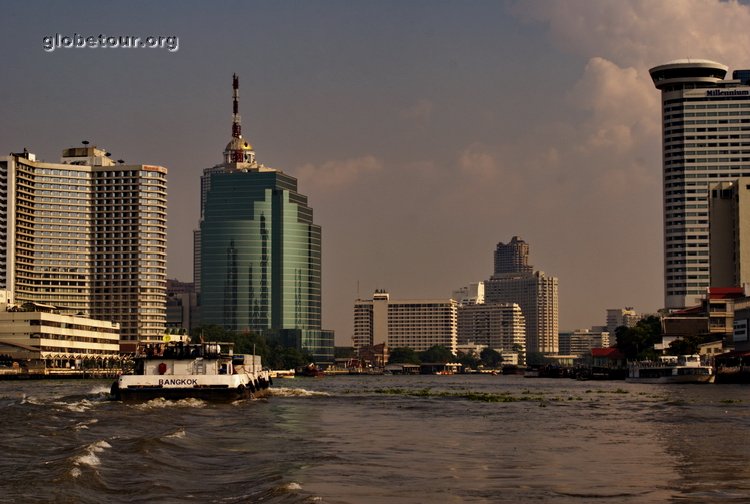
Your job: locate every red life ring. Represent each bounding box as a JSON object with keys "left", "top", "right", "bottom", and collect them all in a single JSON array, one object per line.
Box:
[{"left": 158, "top": 362, "right": 167, "bottom": 375}]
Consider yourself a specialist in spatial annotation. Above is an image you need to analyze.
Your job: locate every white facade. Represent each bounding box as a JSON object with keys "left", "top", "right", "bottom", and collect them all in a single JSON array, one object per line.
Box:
[
  {"left": 606, "top": 308, "right": 639, "bottom": 337},
  {"left": 485, "top": 271, "right": 558, "bottom": 354},
  {"left": 558, "top": 328, "right": 610, "bottom": 357},
  {"left": 0, "top": 302, "right": 120, "bottom": 362},
  {"left": 452, "top": 282, "right": 485, "bottom": 305},
  {"left": 651, "top": 60, "right": 750, "bottom": 309},
  {"left": 457, "top": 302, "right": 526, "bottom": 354},
  {"left": 353, "top": 291, "right": 458, "bottom": 353},
  {"left": 0, "top": 147, "right": 167, "bottom": 348}
]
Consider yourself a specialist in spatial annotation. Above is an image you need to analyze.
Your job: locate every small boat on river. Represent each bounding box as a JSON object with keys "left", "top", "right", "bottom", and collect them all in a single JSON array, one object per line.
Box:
[
  {"left": 111, "top": 340, "right": 272, "bottom": 401},
  {"left": 626, "top": 354, "right": 712, "bottom": 384}
]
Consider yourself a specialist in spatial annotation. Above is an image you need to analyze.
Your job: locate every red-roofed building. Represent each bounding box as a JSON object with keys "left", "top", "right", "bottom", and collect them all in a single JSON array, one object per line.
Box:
[{"left": 588, "top": 347, "right": 627, "bottom": 379}]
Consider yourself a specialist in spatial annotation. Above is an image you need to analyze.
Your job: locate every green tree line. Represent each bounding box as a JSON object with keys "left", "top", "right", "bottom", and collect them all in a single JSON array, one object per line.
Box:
[
  {"left": 387, "top": 345, "right": 505, "bottom": 369},
  {"left": 190, "top": 325, "right": 312, "bottom": 370}
]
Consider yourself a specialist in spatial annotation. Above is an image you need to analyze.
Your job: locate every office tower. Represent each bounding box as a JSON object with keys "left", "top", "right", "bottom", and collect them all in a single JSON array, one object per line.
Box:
[
  {"left": 197, "top": 75, "right": 333, "bottom": 362},
  {"left": 650, "top": 59, "right": 750, "bottom": 309},
  {"left": 485, "top": 237, "right": 558, "bottom": 354},
  {"left": 0, "top": 146, "right": 167, "bottom": 350},
  {"left": 709, "top": 179, "right": 750, "bottom": 287},
  {"left": 166, "top": 278, "right": 197, "bottom": 331},
  {"left": 353, "top": 291, "right": 458, "bottom": 354},
  {"left": 457, "top": 302, "right": 526, "bottom": 354}
]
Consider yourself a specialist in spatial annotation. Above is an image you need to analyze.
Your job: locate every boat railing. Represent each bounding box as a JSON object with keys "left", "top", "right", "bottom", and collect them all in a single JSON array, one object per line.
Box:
[{"left": 137, "top": 341, "right": 235, "bottom": 360}]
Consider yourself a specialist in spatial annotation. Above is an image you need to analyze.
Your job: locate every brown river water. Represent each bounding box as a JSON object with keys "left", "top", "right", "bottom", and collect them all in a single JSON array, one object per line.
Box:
[{"left": 0, "top": 375, "right": 747, "bottom": 503}]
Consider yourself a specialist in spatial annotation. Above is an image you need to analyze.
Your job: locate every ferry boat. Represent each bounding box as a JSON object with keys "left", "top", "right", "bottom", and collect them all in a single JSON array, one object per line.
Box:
[
  {"left": 111, "top": 340, "right": 272, "bottom": 401},
  {"left": 626, "top": 354, "right": 713, "bottom": 384}
]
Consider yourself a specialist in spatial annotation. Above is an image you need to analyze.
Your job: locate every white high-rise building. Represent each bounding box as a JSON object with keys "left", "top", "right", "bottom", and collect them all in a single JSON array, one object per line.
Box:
[
  {"left": 0, "top": 147, "right": 167, "bottom": 350},
  {"left": 650, "top": 59, "right": 750, "bottom": 309},
  {"left": 353, "top": 291, "right": 458, "bottom": 353},
  {"left": 558, "top": 327, "right": 610, "bottom": 357},
  {"left": 457, "top": 302, "right": 526, "bottom": 356},
  {"left": 485, "top": 237, "right": 558, "bottom": 354},
  {"left": 606, "top": 308, "right": 639, "bottom": 337}
]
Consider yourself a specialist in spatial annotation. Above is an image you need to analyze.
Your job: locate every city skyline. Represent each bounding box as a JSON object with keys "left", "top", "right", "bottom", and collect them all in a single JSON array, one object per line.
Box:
[{"left": 5, "top": 1, "right": 750, "bottom": 344}]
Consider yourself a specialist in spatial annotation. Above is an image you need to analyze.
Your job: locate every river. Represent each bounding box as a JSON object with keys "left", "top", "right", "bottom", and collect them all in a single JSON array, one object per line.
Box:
[{"left": 0, "top": 375, "right": 747, "bottom": 503}]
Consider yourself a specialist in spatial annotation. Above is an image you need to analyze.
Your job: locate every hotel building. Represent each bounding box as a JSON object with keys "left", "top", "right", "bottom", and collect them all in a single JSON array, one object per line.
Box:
[
  {"left": 0, "top": 146, "right": 167, "bottom": 351},
  {"left": 485, "top": 237, "right": 559, "bottom": 354},
  {"left": 457, "top": 302, "right": 526, "bottom": 358},
  {"left": 558, "top": 327, "right": 610, "bottom": 357},
  {"left": 650, "top": 59, "right": 750, "bottom": 309},
  {"left": 353, "top": 291, "right": 458, "bottom": 354}
]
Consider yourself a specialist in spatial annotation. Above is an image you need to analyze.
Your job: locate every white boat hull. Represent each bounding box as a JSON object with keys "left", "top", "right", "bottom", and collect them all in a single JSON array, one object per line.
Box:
[
  {"left": 625, "top": 374, "right": 713, "bottom": 384},
  {"left": 111, "top": 342, "right": 272, "bottom": 402},
  {"left": 113, "top": 371, "right": 272, "bottom": 401}
]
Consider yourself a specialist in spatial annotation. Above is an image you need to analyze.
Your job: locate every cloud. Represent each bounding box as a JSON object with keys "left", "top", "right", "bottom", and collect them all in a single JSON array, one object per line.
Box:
[
  {"left": 514, "top": 0, "right": 750, "bottom": 69},
  {"left": 568, "top": 56, "right": 660, "bottom": 156},
  {"left": 294, "top": 155, "right": 383, "bottom": 192},
  {"left": 458, "top": 142, "right": 499, "bottom": 180}
]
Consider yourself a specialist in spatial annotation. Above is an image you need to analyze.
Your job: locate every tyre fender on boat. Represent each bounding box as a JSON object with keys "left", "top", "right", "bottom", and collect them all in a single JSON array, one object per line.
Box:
[
  {"left": 110, "top": 381, "right": 120, "bottom": 401},
  {"left": 237, "top": 384, "right": 246, "bottom": 397}
]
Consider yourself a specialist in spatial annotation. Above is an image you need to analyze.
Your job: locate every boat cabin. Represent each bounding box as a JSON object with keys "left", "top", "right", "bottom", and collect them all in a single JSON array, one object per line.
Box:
[{"left": 134, "top": 342, "right": 262, "bottom": 376}]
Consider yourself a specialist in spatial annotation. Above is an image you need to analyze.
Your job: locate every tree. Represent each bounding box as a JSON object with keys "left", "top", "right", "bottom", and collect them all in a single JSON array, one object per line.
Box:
[
  {"left": 667, "top": 334, "right": 715, "bottom": 356},
  {"left": 388, "top": 347, "right": 421, "bottom": 365},
  {"left": 456, "top": 351, "right": 480, "bottom": 370},
  {"left": 480, "top": 348, "right": 503, "bottom": 368},
  {"left": 265, "top": 341, "right": 312, "bottom": 369},
  {"left": 419, "top": 345, "right": 454, "bottom": 363},
  {"left": 189, "top": 325, "right": 320, "bottom": 369},
  {"left": 615, "top": 315, "right": 662, "bottom": 360}
]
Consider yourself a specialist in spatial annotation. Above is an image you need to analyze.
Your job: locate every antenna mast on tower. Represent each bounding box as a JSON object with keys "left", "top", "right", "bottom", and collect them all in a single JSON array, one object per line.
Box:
[
  {"left": 232, "top": 73, "right": 241, "bottom": 139},
  {"left": 231, "top": 73, "right": 244, "bottom": 163}
]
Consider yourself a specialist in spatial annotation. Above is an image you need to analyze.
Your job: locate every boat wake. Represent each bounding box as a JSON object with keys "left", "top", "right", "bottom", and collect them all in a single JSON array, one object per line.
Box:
[
  {"left": 269, "top": 387, "right": 331, "bottom": 398},
  {"left": 165, "top": 427, "right": 187, "bottom": 439},
  {"left": 55, "top": 398, "right": 98, "bottom": 413},
  {"left": 131, "top": 397, "right": 208, "bottom": 410},
  {"left": 19, "top": 394, "right": 44, "bottom": 406},
  {"left": 70, "top": 440, "right": 111, "bottom": 478},
  {"left": 73, "top": 418, "right": 99, "bottom": 431}
]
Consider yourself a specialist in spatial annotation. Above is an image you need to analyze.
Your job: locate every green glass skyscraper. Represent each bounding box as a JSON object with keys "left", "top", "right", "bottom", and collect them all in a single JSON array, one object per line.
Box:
[{"left": 196, "top": 75, "right": 333, "bottom": 361}]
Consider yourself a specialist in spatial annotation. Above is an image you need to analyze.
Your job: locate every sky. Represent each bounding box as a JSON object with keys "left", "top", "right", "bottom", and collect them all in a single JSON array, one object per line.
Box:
[{"left": 3, "top": 0, "right": 750, "bottom": 345}]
